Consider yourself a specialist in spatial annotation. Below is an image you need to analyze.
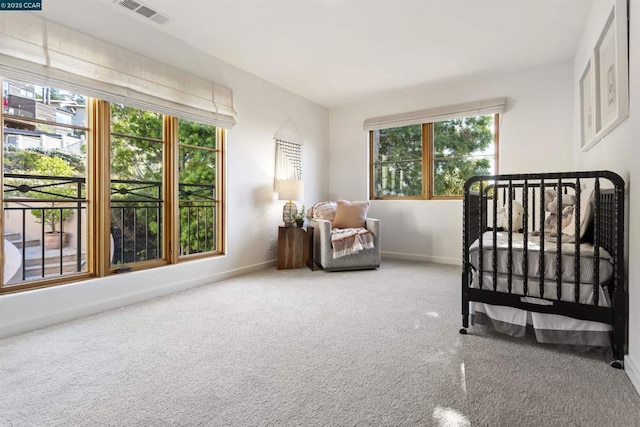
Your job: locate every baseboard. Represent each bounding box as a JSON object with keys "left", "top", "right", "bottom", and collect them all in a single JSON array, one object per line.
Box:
[
  {"left": 0, "top": 260, "right": 275, "bottom": 339},
  {"left": 625, "top": 354, "right": 640, "bottom": 397},
  {"left": 382, "top": 251, "right": 461, "bottom": 266}
]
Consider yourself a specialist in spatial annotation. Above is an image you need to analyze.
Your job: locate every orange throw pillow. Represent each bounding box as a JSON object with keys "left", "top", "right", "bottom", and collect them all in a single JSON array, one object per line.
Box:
[{"left": 332, "top": 200, "right": 369, "bottom": 229}]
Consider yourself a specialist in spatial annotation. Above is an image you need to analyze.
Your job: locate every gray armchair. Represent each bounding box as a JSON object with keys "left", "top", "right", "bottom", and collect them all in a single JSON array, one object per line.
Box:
[{"left": 310, "top": 217, "right": 381, "bottom": 271}]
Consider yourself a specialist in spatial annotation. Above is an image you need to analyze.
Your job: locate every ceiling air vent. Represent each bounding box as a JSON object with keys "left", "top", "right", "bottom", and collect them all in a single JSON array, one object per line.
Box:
[{"left": 113, "top": 0, "right": 170, "bottom": 25}]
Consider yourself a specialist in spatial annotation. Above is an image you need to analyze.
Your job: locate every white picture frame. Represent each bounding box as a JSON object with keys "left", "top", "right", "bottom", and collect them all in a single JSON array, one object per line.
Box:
[
  {"left": 579, "top": 59, "right": 595, "bottom": 150},
  {"left": 593, "top": 0, "right": 628, "bottom": 140}
]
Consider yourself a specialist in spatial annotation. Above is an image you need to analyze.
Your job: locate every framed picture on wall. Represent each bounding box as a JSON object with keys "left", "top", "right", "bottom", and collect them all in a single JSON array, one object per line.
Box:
[
  {"left": 579, "top": 59, "right": 595, "bottom": 150},
  {"left": 593, "top": 0, "right": 628, "bottom": 141}
]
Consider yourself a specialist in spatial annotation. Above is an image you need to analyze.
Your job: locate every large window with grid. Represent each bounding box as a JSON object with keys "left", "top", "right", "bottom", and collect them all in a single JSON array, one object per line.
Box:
[
  {"left": 370, "top": 114, "right": 499, "bottom": 200},
  {"left": 1, "top": 76, "right": 224, "bottom": 293}
]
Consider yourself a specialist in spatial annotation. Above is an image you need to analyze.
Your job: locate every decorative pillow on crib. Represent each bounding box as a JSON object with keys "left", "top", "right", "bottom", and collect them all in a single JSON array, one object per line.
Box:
[
  {"left": 332, "top": 200, "right": 369, "bottom": 229},
  {"left": 563, "top": 189, "right": 594, "bottom": 240}
]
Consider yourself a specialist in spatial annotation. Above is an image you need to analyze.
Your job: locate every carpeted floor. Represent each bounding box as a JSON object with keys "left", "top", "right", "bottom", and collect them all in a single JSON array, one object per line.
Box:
[{"left": 1, "top": 260, "right": 639, "bottom": 426}]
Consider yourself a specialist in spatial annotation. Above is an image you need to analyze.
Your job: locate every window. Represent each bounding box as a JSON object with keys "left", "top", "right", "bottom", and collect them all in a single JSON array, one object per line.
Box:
[
  {"left": 2, "top": 77, "right": 89, "bottom": 290},
  {"left": 177, "top": 119, "right": 223, "bottom": 257},
  {"left": 1, "top": 76, "right": 225, "bottom": 293},
  {"left": 370, "top": 114, "right": 499, "bottom": 199},
  {"left": 109, "top": 104, "right": 165, "bottom": 266}
]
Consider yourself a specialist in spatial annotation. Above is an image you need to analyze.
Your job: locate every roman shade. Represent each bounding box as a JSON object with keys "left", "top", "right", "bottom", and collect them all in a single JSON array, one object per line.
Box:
[
  {"left": 363, "top": 97, "right": 506, "bottom": 131},
  {"left": 0, "top": 14, "right": 236, "bottom": 128}
]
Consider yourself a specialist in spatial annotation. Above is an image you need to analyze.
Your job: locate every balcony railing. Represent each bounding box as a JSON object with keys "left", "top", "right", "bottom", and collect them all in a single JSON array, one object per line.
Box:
[
  {"left": 3, "top": 173, "right": 85, "bottom": 284},
  {"left": 178, "top": 183, "right": 217, "bottom": 256},
  {"left": 3, "top": 107, "right": 35, "bottom": 119},
  {"left": 110, "top": 178, "right": 163, "bottom": 264},
  {"left": 3, "top": 173, "right": 217, "bottom": 285}
]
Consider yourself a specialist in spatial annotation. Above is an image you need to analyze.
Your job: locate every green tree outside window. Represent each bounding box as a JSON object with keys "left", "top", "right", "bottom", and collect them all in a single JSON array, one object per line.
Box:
[{"left": 371, "top": 115, "right": 497, "bottom": 199}]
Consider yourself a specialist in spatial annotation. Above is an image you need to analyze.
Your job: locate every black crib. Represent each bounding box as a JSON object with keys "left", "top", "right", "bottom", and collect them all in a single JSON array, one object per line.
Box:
[{"left": 460, "top": 171, "right": 626, "bottom": 368}]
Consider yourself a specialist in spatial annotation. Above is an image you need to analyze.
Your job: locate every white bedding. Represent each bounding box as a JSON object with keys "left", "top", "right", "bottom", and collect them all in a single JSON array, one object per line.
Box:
[
  {"left": 469, "top": 231, "right": 614, "bottom": 285},
  {"left": 471, "top": 272, "right": 611, "bottom": 306},
  {"left": 471, "top": 302, "right": 612, "bottom": 346},
  {"left": 467, "top": 231, "right": 614, "bottom": 347},
  {"left": 469, "top": 274, "right": 612, "bottom": 347}
]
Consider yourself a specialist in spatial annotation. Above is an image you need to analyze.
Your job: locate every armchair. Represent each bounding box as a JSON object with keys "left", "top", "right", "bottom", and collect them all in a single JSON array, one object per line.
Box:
[{"left": 310, "top": 217, "right": 381, "bottom": 271}]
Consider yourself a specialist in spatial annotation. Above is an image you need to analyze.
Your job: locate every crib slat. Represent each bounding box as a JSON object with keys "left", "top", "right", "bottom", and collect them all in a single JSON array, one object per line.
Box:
[
  {"left": 613, "top": 186, "right": 622, "bottom": 295},
  {"left": 594, "top": 178, "right": 600, "bottom": 306},
  {"left": 522, "top": 180, "right": 529, "bottom": 296},
  {"left": 539, "top": 179, "right": 545, "bottom": 299},
  {"left": 507, "top": 180, "right": 513, "bottom": 294},
  {"left": 493, "top": 181, "right": 498, "bottom": 291},
  {"left": 556, "top": 178, "right": 562, "bottom": 301},
  {"left": 574, "top": 179, "right": 581, "bottom": 304},
  {"left": 479, "top": 181, "right": 484, "bottom": 290},
  {"left": 532, "top": 189, "right": 536, "bottom": 233}
]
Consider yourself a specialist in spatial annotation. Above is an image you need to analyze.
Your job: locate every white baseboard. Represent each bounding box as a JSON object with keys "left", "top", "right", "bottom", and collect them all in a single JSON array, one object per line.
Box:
[
  {"left": 0, "top": 260, "right": 274, "bottom": 339},
  {"left": 625, "top": 354, "right": 640, "bottom": 397},
  {"left": 382, "top": 251, "right": 461, "bottom": 266}
]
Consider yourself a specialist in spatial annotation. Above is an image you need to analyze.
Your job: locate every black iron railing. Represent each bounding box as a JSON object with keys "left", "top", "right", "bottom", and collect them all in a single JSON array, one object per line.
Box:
[
  {"left": 3, "top": 173, "right": 85, "bottom": 283},
  {"left": 3, "top": 173, "right": 217, "bottom": 284},
  {"left": 179, "top": 182, "right": 217, "bottom": 256},
  {"left": 110, "top": 178, "right": 163, "bottom": 265}
]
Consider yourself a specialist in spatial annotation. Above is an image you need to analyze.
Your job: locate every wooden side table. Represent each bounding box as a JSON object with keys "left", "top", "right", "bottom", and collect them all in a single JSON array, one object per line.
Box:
[
  {"left": 277, "top": 226, "right": 309, "bottom": 269},
  {"left": 306, "top": 225, "right": 319, "bottom": 270}
]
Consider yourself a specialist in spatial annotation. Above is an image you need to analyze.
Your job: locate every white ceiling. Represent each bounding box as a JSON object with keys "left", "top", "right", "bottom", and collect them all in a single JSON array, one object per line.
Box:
[{"left": 39, "top": 0, "right": 593, "bottom": 108}]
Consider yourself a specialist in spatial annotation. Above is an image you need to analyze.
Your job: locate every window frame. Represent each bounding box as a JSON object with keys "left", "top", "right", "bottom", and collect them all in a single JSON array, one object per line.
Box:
[
  {"left": 0, "top": 77, "right": 225, "bottom": 294},
  {"left": 0, "top": 95, "right": 95, "bottom": 293},
  {"left": 108, "top": 102, "right": 167, "bottom": 272},
  {"left": 175, "top": 121, "right": 225, "bottom": 262},
  {"left": 369, "top": 114, "right": 500, "bottom": 201}
]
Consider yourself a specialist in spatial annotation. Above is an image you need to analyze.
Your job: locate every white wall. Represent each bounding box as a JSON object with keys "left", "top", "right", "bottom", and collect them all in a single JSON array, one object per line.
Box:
[
  {"left": 573, "top": 0, "right": 639, "bottom": 392},
  {"left": 0, "top": 14, "right": 330, "bottom": 337},
  {"left": 329, "top": 63, "right": 574, "bottom": 264}
]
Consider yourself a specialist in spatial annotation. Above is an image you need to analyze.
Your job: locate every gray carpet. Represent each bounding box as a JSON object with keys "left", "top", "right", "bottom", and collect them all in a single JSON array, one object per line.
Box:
[{"left": 1, "top": 260, "right": 639, "bottom": 426}]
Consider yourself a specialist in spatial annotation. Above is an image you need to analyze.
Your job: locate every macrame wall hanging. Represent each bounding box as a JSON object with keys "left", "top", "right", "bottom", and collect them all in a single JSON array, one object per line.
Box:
[{"left": 274, "top": 139, "right": 302, "bottom": 191}]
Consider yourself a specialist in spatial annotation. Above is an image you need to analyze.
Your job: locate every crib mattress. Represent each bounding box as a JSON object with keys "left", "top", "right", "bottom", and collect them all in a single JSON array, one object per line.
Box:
[
  {"left": 469, "top": 231, "right": 614, "bottom": 285},
  {"left": 471, "top": 272, "right": 611, "bottom": 307}
]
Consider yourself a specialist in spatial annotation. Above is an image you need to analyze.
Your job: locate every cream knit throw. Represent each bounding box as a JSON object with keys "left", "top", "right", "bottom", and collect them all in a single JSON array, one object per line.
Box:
[{"left": 331, "top": 227, "right": 374, "bottom": 259}]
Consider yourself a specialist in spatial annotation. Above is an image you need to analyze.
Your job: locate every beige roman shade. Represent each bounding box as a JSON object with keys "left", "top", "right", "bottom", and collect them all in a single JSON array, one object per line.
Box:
[
  {"left": 0, "top": 14, "right": 236, "bottom": 128},
  {"left": 363, "top": 98, "right": 506, "bottom": 131}
]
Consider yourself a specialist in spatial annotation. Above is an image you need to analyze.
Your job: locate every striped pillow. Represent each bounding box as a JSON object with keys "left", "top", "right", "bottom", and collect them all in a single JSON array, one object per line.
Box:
[{"left": 310, "top": 201, "right": 337, "bottom": 221}]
